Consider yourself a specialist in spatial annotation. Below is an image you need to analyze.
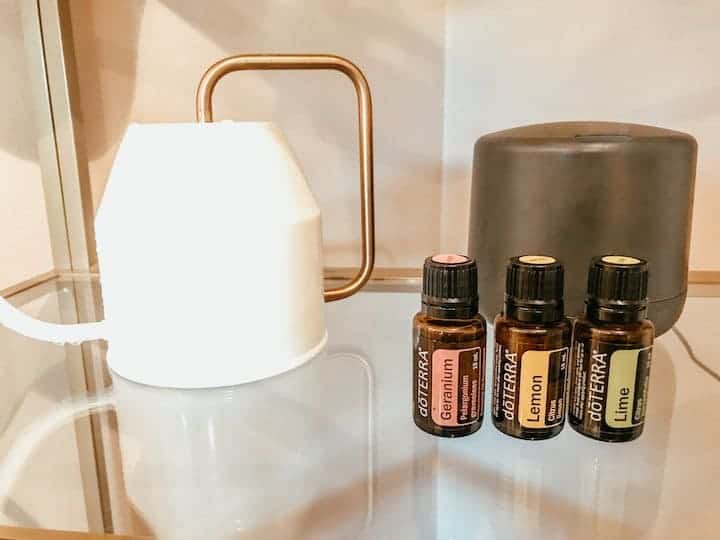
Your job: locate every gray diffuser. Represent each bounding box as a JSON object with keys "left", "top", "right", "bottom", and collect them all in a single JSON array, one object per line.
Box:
[{"left": 468, "top": 121, "right": 696, "bottom": 336}]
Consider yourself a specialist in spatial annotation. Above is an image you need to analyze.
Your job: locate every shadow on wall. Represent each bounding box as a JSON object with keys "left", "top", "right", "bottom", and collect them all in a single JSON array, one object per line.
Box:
[
  {"left": 66, "top": 0, "right": 446, "bottom": 267},
  {"left": 67, "top": 1, "right": 145, "bottom": 167},
  {"left": 0, "top": 1, "right": 41, "bottom": 163}
]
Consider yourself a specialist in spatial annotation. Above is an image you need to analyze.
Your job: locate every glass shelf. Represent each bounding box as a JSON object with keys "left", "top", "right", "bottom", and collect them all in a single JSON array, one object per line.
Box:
[{"left": 0, "top": 276, "right": 718, "bottom": 539}]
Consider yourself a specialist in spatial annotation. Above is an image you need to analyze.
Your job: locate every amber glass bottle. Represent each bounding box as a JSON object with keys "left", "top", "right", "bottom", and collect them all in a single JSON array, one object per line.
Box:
[
  {"left": 413, "top": 254, "right": 486, "bottom": 437},
  {"left": 569, "top": 255, "right": 655, "bottom": 442},
  {"left": 492, "top": 256, "right": 572, "bottom": 440}
]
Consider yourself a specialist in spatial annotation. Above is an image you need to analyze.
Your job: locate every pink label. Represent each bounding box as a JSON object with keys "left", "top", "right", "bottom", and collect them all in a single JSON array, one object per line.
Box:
[{"left": 431, "top": 347, "right": 482, "bottom": 426}]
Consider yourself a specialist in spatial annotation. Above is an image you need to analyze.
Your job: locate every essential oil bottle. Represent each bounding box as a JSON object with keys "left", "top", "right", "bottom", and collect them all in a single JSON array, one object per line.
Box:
[
  {"left": 569, "top": 255, "right": 655, "bottom": 442},
  {"left": 413, "top": 254, "right": 486, "bottom": 437},
  {"left": 491, "top": 255, "right": 572, "bottom": 440}
]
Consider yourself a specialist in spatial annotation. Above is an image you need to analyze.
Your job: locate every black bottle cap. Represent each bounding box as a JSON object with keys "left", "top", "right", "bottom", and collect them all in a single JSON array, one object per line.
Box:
[
  {"left": 504, "top": 255, "right": 564, "bottom": 323},
  {"left": 586, "top": 255, "right": 649, "bottom": 323},
  {"left": 422, "top": 254, "right": 478, "bottom": 319}
]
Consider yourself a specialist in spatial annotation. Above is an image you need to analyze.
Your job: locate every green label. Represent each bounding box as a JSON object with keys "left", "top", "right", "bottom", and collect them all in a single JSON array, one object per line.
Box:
[
  {"left": 570, "top": 339, "right": 652, "bottom": 433},
  {"left": 606, "top": 349, "right": 641, "bottom": 428}
]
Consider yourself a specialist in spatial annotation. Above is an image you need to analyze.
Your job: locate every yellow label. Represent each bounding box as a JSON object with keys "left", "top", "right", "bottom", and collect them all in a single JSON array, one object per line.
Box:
[
  {"left": 519, "top": 350, "right": 550, "bottom": 428},
  {"left": 606, "top": 349, "right": 641, "bottom": 428},
  {"left": 601, "top": 255, "right": 641, "bottom": 265},
  {"left": 519, "top": 255, "right": 556, "bottom": 265}
]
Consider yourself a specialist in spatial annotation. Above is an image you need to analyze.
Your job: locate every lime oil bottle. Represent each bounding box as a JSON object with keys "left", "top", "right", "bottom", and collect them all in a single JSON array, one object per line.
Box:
[{"left": 569, "top": 256, "right": 655, "bottom": 443}]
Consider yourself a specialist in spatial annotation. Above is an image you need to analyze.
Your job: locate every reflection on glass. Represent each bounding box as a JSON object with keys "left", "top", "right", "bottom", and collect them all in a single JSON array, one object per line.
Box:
[
  {"left": 411, "top": 428, "right": 437, "bottom": 540},
  {"left": 113, "top": 351, "right": 373, "bottom": 539},
  {"left": 431, "top": 341, "right": 675, "bottom": 540},
  {"left": 566, "top": 342, "right": 675, "bottom": 539}
]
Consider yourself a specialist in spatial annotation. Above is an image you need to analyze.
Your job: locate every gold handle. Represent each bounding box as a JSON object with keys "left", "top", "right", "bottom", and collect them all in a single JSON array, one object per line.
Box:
[{"left": 196, "top": 54, "right": 375, "bottom": 302}]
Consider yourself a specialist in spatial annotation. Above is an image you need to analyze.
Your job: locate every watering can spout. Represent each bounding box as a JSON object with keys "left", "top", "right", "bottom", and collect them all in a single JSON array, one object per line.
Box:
[{"left": 0, "top": 296, "right": 106, "bottom": 344}]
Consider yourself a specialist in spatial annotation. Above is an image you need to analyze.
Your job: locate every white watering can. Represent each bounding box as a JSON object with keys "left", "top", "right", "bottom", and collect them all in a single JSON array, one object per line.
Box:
[{"left": 0, "top": 54, "right": 375, "bottom": 388}]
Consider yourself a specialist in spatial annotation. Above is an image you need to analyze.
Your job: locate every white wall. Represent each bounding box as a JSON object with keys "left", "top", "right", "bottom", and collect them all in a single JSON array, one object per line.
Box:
[
  {"left": 69, "top": 0, "right": 446, "bottom": 268},
  {"left": 0, "top": 0, "right": 54, "bottom": 290},
  {"left": 69, "top": 1, "right": 720, "bottom": 271},
  {"left": 443, "top": 0, "right": 720, "bottom": 271}
]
